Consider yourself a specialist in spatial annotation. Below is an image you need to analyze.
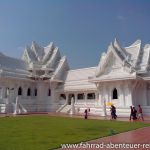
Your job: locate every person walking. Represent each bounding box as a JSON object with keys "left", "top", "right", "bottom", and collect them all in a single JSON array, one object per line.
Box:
[
  {"left": 132, "top": 106, "right": 137, "bottom": 120},
  {"left": 84, "top": 109, "right": 88, "bottom": 119},
  {"left": 110, "top": 105, "right": 117, "bottom": 120},
  {"left": 138, "top": 105, "right": 144, "bottom": 121},
  {"left": 129, "top": 106, "right": 133, "bottom": 121}
]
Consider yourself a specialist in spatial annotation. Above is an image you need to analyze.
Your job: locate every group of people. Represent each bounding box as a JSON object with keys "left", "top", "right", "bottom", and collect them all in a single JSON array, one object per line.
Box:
[
  {"left": 110, "top": 105, "right": 144, "bottom": 121},
  {"left": 110, "top": 104, "right": 144, "bottom": 121},
  {"left": 84, "top": 105, "right": 144, "bottom": 121},
  {"left": 130, "top": 105, "right": 144, "bottom": 121}
]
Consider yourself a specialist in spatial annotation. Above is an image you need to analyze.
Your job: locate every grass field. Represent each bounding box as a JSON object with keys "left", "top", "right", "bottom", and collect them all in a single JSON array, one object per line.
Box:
[{"left": 0, "top": 115, "right": 149, "bottom": 150}]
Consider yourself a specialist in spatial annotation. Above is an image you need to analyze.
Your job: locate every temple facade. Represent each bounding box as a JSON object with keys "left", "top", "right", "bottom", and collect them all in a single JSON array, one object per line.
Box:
[{"left": 0, "top": 39, "right": 150, "bottom": 116}]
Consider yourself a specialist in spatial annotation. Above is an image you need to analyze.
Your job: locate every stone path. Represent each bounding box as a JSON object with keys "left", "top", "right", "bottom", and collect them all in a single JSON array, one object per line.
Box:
[
  {"left": 60, "top": 126, "right": 150, "bottom": 150},
  {"left": 51, "top": 113, "right": 150, "bottom": 150}
]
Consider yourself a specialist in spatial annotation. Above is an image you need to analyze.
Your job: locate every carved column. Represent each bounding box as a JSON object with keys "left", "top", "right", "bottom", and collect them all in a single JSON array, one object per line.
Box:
[
  {"left": 50, "top": 82, "right": 58, "bottom": 109},
  {"left": 124, "top": 82, "right": 133, "bottom": 107},
  {"left": 142, "top": 83, "right": 147, "bottom": 106},
  {"left": 1, "top": 87, "right": 6, "bottom": 99},
  {"left": 104, "top": 84, "right": 110, "bottom": 103},
  {"left": 95, "top": 92, "right": 99, "bottom": 106},
  {"left": 74, "top": 93, "right": 77, "bottom": 104},
  {"left": 103, "top": 86, "right": 107, "bottom": 103},
  {"left": 118, "top": 83, "right": 124, "bottom": 106},
  {"left": 98, "top": 84, "right": 103, "bottom": 106},
  {"left": 84, "top": 92, "right": 87, "bottom": 106}
]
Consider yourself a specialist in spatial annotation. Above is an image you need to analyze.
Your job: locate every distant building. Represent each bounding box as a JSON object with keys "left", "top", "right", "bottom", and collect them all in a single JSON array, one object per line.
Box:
[{"left": 0, "top": 39, "right": 150, "bottom": 116}]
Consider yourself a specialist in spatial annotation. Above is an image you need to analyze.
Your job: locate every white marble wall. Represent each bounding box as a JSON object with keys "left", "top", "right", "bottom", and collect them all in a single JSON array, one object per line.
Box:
[
  {"left": 97, "top": 81, "right": 134, "bottom": 108},
  {"left": 0, "top": 78, "right": 55, "bottom": 113}
]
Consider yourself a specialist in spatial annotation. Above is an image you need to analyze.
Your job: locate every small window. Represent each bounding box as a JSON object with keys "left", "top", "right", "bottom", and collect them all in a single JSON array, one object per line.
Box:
[
  {"left": 48, "top": 89, "right": 51, "bottom": 96},
  {"left": 112, "top": 88, "right": 118, "bottom": 99},
  {"left": 34, "top": 88, "right": 37, "bottom": 96},
  {"left": 87, "top": 93, "right": 95, "bottom": 99},
  {"left": 77, "top": 93, "right": 84, "bottom": 100},
  {"left": 27, "top": 88, "right": 31, "bottom": 96},
  {"left": 60, "top": 94, "right": 66, "bottom": 100},
  {"left": 18, "top": 87, "right": 22, "bottom": 96}
]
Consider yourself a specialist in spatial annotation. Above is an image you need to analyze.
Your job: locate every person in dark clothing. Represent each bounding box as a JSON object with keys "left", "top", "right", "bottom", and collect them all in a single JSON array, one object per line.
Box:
[
  {"left": 110, "top": 105, "right": 117, "bottom": 120},
  {"left": 130, "top": 106, "right": 133, "bottom": 121},
  {"left": 84, "top": 109, "right": 88, "bottom": 119},
  {"left": 132, "top": 107, "right": 137, "bottom": 120}
]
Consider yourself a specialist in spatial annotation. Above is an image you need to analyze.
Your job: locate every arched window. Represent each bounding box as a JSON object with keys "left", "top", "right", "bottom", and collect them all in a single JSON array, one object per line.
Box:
[
  {"left": 48, "top": 89, "right": 51, "bottom": 96},
  {"left": 77, "top": 93, "right": 85, "bottom": 100},
  {"left": 34, "top": 88, "right": 37, "bottom": 96},
  {"left": 112, "top": 88, "right": 118, "bottom": 99},
  {"left": 87, "top": 93, "right": 95, "bottom": 99},
  {"left": 27, "top": 88, "right": 31, "bottom": 96},
  {"left": 18, "top": 87, "right": 22, "bottom": 96},
  {"left": 60, "top": 94, "right": 66, "bottom": 100}
]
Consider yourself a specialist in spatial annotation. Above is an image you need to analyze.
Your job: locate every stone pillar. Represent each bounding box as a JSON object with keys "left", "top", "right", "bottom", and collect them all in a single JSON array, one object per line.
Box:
[
  {"left": 1, "top": 87, "right": 6, "bottom": 99},
  {"left": 50, "top": 82, "right": 58, "bottom": 111},
  {"left": 99, "top": 85, "right": 107, "bottom": 116},
  {"left": 98, "top": 84, "right": 104, "bottom": 106},
  {"left": 84, "top": 92, "right": 87, "bottom": 106},
  {"left": 124, "top": 83, "right": 133, "bottom": 107},
  {"left": 107, "top": 86, "right": 110, "bottom": 102},
  {"left": 101, "top": 98, "right": 107, "bottom": 117},
  {"left": 70, "top": 97, "right": 75, "bottom": 115},
  {"left": 142, "top": 83, "right": 147, "bottom": 106},
  {"left": 23, "top": 85, "right": 27, "bottom": 98},
  {"left": 98, "top": 91, "right": 103, "bottom": 106},
  {"left": 103, "top": 86, "right": 106, "bottom": 102},
  {"left": 118, "top": 84, "right": 124, "bottom": 107},
  {"left": 9, "top": 88, "right": 15, "bottom": 103},
  {"left": 0, "top": 88, "right": 2, "bottom": 99},
  {"left": 37, "top": 81, "right": 44, "bottom": 111},
  {"left": 66, "top": 93, "right": 69, "bottom": 105},
  {"left": 74, "top": 93, "right": 77, "bottom": 104},
  {"left": 95, "top": 92, "right": 99, "bottom": 106}
]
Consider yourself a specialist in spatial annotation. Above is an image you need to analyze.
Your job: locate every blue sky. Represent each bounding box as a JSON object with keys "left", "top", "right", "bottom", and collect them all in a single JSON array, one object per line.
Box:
[{"left": 0, "top": 0, "right": 150, "bottom": 69}]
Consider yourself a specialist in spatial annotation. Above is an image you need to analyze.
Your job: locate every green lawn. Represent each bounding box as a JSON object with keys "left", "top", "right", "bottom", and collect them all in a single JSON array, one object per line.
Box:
[{"left": 0, "top": 115, "right": 149, "bottom": 150}]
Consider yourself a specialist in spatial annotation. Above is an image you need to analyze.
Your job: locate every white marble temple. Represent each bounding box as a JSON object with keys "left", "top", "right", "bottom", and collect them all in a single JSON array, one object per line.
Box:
[{"left": 0, "top": 39, "right": 150, "bottom": 116}]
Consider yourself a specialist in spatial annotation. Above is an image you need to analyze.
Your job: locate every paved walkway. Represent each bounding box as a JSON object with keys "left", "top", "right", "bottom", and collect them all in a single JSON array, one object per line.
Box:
[
  {"left": 60, "top": 126, "right": 150, "bottom": 150},
  {"left": 48, "top": 112, "right": 150, "bottom": 123},
  {"left": 50, "top": 113, "right": 150, "bottom": 150}
]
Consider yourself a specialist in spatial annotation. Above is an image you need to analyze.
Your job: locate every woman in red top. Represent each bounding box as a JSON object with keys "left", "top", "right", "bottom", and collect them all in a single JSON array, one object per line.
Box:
[{"left": 138, "top": 105, "right": 144, "bottom": 121}]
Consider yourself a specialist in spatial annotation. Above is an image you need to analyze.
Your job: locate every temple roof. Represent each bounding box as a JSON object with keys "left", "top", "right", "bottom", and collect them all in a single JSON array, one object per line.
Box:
[
  {"left": 0, "top": 53, "right": 29, "bottom": 79},
  {"left": 0, "top": 54, "right": 27, "bottom": 70},
  {"left": 93, "top": 39, "right": 150, "bottom": 82},
  {"left": 1, "top": 39, "right": 150, "bottom": 83},
  {"left": 56, "top": 67, "right": 96, "bottom": 92},
  {"left": 0, "top": 41, "right": 69, "bottom": 81}
]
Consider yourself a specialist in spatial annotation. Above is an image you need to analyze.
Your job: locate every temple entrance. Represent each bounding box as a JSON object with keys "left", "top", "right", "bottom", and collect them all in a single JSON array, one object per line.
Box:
[
  {"left": 112, "top": 88, "right": 118, "bottom": 99},
  {"left": 68, "top": 94, "right": 75, "bottom": 105}
]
